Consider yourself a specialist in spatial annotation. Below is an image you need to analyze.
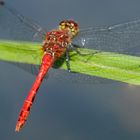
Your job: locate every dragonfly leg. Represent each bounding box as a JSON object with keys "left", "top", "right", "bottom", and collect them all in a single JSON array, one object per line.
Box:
[
  {"left": 65, "top": 48, "right": 71, "bottom": 72},
  {"left": 67, "top": 43, "right": 81, "bottom": 54},
  {"left": 71, "top": 44, "right": 101, "bottom": 56}
]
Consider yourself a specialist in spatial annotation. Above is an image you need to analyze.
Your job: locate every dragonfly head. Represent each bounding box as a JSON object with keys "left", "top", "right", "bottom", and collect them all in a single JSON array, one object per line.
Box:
[{"left": 59, "top": 20, "right": 79, "bottom": 38}]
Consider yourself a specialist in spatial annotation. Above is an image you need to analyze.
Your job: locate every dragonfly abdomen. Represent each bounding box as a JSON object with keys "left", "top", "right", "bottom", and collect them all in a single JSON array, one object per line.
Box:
[{"left": 15, "top": 53, "right": 54, "bottom": 132}]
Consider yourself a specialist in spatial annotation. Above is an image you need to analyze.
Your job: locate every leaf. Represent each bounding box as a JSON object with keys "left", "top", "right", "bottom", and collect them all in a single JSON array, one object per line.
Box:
[{"left": 0, "top": 39, "right": 140, "bottom": 85}]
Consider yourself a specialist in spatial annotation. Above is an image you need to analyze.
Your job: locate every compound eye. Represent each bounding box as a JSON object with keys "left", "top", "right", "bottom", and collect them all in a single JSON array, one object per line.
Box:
[
  {"left": 59, "top": 20, "right": 79, "bottom": 38},
  {"left": 59, "top": 22, "right": 66, "bottom": 29}
]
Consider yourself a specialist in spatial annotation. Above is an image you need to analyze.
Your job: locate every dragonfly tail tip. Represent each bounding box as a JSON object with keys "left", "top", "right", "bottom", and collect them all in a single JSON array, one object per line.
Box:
[
  {"left": 15, "top": 127, "right": 20, "bottom": 132},
  {"left": 15, "top": 122, "right": 23, "bottom": 132}
]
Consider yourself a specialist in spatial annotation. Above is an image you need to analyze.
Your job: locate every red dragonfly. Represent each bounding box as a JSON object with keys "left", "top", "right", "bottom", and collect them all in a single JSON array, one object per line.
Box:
[
  {"left": 1, "top": 1, "right": 140, "bottom": 132},
  {"left": 0, "top": 1, "right": 79, "bottom": 132}
]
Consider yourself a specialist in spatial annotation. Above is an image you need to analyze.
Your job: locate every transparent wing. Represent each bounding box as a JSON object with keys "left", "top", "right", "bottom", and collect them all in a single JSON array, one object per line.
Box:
[
  {"left": 0, "top": 1, "right": 43, "bottom": 72},
  {"left": 73, "top": 19, "right": 140, "bottom": 55},
  {"left": 5, "top": 61, "right": 114, "bottom": 84},
  {"left": 0, "top": 1, "right": 45, "bottom": 42}
]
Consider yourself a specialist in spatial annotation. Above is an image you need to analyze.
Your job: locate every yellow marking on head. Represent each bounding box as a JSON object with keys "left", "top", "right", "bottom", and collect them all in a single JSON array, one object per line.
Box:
[{"left": 59, "top": 20, "right": 79, "bottom": 38}]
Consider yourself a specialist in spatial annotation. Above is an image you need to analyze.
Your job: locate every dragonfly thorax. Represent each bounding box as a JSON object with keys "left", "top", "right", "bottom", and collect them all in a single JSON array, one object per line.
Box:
[{"left": 42, "top": 30, "right": 71, "bottom": 58}]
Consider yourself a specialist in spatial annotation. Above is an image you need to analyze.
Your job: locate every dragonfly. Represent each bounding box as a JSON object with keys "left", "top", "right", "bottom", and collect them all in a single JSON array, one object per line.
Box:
[{"left": 1, "top": 1, "right": 140, "bottom": 132}]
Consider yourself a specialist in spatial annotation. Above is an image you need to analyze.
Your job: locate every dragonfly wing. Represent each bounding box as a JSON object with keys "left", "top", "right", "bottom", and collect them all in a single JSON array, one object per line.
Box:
[
  {"left": 0, "top": 2, "right": 45, "bottom": 42},
  {"left": 0, "top": 2, "right": 44, "bottom": 79},
  {"left": 6, "top": 60, "right": 114, "bottom": 84},
  {"left": 72, "top": 19, "right": 140, "bottom": 55}
]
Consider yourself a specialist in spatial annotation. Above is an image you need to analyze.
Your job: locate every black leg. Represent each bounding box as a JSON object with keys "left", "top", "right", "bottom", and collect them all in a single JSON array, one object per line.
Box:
[
  {"left": 71, "top": 43, "right": 101, "bottom": 56},
  {"left": 65, "top": 48, "right": 71, "bottom": 72}
]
